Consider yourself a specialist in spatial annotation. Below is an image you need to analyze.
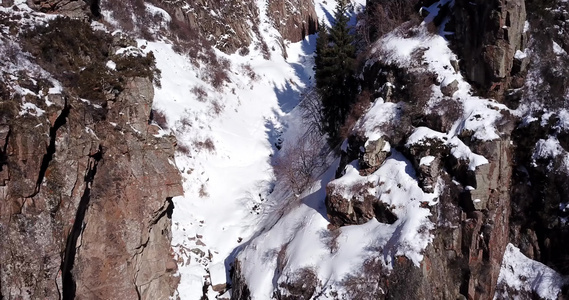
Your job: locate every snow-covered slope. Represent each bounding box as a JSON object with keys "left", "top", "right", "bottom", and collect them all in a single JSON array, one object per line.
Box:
[
  {"left": 137, "top": 3, "right": 318, "bottom": 298},
  {"left": 135, "top": 1, "right": 370, "bottom": 298},
  {"left": 146, "top": 31, "right": 315, "bottom": 300}
]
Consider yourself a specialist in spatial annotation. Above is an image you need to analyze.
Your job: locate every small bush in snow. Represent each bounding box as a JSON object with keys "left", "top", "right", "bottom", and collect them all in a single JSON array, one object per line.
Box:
[
  {"left": 273, "top": 131, "right": 327, "bottom": 195},
  {"left": 205, "top": 64, "right": 230, "bottom": 90},
  {"left": 191, "top": 86, "right": 208, "bottom": 102},
  {"left": 241, "top": 63, "right": 257, "bottom": 81},
  {"left": 193, "top": 138, "right": 215, "bottom": 153},
  {"left": 209, "top": 100, "right": 224, "bottom": 115},
  {"left": 198, "top": 183, "right": 209, "bottom": 198},
  {"left": 176, "top": 143, "right": 191, "bottom": 155}
]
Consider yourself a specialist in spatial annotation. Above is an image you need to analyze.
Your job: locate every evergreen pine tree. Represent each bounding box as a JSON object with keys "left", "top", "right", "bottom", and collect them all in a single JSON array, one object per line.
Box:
[
  {"left": 314, "top": 0, "right": 357, "bottom": 141},
  {"left": 314, "top": 19, "right": 333, "bottom": 94}
]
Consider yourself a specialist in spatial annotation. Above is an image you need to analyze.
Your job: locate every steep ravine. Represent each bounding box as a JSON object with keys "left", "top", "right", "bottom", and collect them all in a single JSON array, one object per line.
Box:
[
  {"left": 1, "top": 0, "right": 321, "bottom": 298},
  {"left": 2, "top": 0, "right": 569, "bottom": 299}
]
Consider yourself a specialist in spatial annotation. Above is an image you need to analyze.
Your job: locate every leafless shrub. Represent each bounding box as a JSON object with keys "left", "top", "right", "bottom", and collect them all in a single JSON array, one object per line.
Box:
[
  {"left": 341, "top": 256, "right": 388, "bottom": 299},
  {"left": 105, "top": 1, "right": 136, "bottom": 31},
  {"left": 200, "top": 49, "right": 232, "bottom": 84},
  {"left": 191, "top": 86, "right": 208, "bottom": 102},
  {"left": 219, "top": 57, "right": 231, "bottom": 70},
  {"left": 206, "top": 66, "right": 230, "bottom": 90},
  {"left": 149, "top": 109, "right": 168, "bottom": 129},
  {"left": 238, "top": 46, "right": 250, "bottom": 56},
  {"left": 359, "top": 0, "right": 421, "bottom": 45},
  {"left": 210, "top": 100, "right": 224, "bottom": 115},
  {"left": 178, "top": 116, "right": 192, "bottom": 130},
  {"left": 299, "top": 86, "right": 325, "bottom": 134},
  {"left": 241, "top": 63, "right": 258, "bottom": 81},
  {"left": 199, "top": 183, "right": 209, "bottom": 197},
  {"left": 273, "top": 131, "right": 327, "bottom": 195},
  {"left": 320, "top": 225, "right": 341, "bottom": 254},
  {"left": 177, "top": 143, "right": 191, "bottom": 155},
  {"left": 193, "top": 138, "right": 215, "bottom": 152}
]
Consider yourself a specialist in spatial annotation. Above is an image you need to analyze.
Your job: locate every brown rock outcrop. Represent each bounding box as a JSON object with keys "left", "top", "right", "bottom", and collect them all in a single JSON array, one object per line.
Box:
[
  {"left": 26, "top": 0, "right": 97, "bottom": 19},
  {"left": 0, "top": 76, "right": 183, "bottom": 299},
  {"left": 268, "top": 0, "right": 318, "bottom": 42},
  {"left": 360, "top": 137, "right": 389, "bottom": 175},
  {"left": 154, "top": 0, "right": 259, "bottom": 53},
  {"left": 452, "top": 0, "right": 527, "bottom": 98},
  {"left": 69, "top": 77, "right": 183, "bottom": 299},
  {"left": 325, "top": 181, "right": 378, "bottom": 226},
  {"left": 326, "top": 135, "right": 397, "bottom": 227},
  {"left": 0, "top": 18, "right": 183, "bottom": 298}
]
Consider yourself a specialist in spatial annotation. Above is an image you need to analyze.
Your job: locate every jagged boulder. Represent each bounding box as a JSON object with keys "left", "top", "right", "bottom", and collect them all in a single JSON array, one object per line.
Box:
[
  {"left": 360, "top": 137, "right": 390, "bottom": 175},
  {"left": 326, "top": 162, "right": 398, "bottom": 227},
  {"left": 440, "top": 78, "right": 458, "bottom": 96},
  {"left": 405, "top": 136, "right": 450, "bottom": 193},
  {"left": 326, "top": 181, "right": 377, "bottom": 226}
]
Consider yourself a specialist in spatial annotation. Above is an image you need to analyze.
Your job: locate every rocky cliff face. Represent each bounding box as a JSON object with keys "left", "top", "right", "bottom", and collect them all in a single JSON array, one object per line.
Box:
[
  {"left": 108, "top": 0, "right": 317, "bottom": 54},
  {"left": 321, "top": 0, "right": 569, "bottom": 299},
  {"left": 0, "top": 9, "right": 182, "bottom": 299},
  {"left": 451, "top": 0, "right": 528, "bottom": 99},
  {"left": 268, "top": 0, "right": 318, "bottom": 42},
  {"left": 24, "top": 0, "right": 99, "bottom": 18}
]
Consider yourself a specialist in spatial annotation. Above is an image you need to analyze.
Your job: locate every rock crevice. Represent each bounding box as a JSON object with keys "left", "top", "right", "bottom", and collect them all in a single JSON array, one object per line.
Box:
[{"left": 61, "top": 145, "right": 102, "bottom": 300}]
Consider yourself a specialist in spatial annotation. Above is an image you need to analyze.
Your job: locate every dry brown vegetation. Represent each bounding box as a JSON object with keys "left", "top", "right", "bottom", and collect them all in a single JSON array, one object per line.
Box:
[
  {"left": 191, "top": 86, "right": 208, "bottom": 102},
  {"left": 102, "top": 0, "right": 233, "bottom": 90},
  {"left": 193, "top": 138, "right": 215, "bottom": 153},
  {"left": 20, "top": 17, "right": 160, "bottom": 105},
  {"left": 277, "top": 267, "right": 320, "bottom": 300},
  {"left": 241, "top": 63, "right": 258, "bottom": 81},
  {"left": 299, "top": 86, "right": 325, "bottom": 134},
  {"left": 339, "top": 89, "right": 373, "bottom": 140},
  {"left": 210, "top": 100, "right": 224, "bottom": 115},
  {"left": 341, "top": 256, "right": 388, "bottom": 299},
  {"left": 199, "top": 183, "right": 209, "bottom": 198},
  {"left": 358, "top": 0, "right": 421, "bottom": 46},
  {"left": 176, "top": 143, "right": 191, "bottom": 155}
]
